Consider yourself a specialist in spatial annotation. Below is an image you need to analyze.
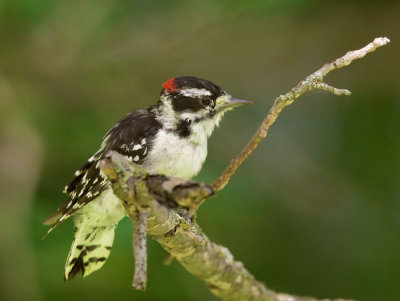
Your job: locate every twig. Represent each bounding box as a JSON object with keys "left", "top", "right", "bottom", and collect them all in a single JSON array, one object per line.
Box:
[
  {"left": 313, "top": 83, "right": 351, "bottom": 95},
  {"left": 132, "top": 210, "right": 148, "bottom": 290},
  {"left": 211, "top": 37, "right": 390, "bottom": 192},
  {"left": 100, "top": 153, "right": 152, "bottom": 290}
]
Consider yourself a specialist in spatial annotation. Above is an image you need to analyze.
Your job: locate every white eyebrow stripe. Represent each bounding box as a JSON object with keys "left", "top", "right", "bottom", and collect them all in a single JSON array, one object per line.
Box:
[{"left": 180, "top": 88, "right": 211, "bottom": 97}]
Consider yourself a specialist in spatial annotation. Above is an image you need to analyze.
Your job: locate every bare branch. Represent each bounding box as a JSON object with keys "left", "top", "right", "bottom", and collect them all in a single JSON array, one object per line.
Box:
[
  {"left": 313, "top": 83, "right": 351, "bottom": 96},
  {"left": 132, "top": 210, "right": 148, "bottom": 290},
  {"left": 211, "top": 37, "right": 390, "bottom": 192},
  {"left": 100, "top": 153, "right": 354, "bottom": 301},
  {"left": 316, "top": 37, "right": 390, "bottom": 76}
]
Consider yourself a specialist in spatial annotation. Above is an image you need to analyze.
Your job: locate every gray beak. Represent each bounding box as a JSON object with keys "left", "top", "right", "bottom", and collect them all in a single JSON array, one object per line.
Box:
[
  {"left": 215, "top": 95, "right": 252, "bottom": 112},
  {"left": 229, "top": 98, "right": 253, "bottom": 106}
]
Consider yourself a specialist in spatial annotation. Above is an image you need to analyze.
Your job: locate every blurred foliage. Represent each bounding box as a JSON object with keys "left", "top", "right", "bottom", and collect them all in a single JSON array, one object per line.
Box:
[{"left": 0, "top": 0, "right": 399, "bottom": 300}]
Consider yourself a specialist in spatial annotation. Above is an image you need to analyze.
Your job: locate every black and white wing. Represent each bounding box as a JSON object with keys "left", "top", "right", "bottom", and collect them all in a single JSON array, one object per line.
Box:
[
  {"left": 42, "top": 108, "right": 161, "bottom": 235},
  {"left": 102, "top": 108, "right": 161, "bottom": 164}
]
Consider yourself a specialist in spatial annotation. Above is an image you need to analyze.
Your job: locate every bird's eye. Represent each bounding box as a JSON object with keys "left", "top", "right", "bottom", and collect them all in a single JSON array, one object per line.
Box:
[{"left": 201, "top": 97, "right": 211, "bottom": 106}]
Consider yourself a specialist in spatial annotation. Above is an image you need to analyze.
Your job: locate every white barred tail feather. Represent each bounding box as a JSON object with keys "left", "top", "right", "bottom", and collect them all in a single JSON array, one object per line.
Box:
[
  {"left": 64, "top": 220, "right": 115, "bottom": 280},
  {"left": 64, "top": 188, "right": 125, "bottom": 280}
]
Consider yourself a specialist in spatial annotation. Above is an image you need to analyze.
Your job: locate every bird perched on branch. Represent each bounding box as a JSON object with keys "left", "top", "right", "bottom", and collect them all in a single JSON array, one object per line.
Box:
[{"left": 43, "top": 76, "right": 251, "bottom": 280}]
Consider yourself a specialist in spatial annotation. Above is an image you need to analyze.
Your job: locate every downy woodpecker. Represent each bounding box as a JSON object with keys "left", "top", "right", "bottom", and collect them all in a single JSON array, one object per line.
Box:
[{"left": 43, "top": 76, "right": 251, "bottom": 280}]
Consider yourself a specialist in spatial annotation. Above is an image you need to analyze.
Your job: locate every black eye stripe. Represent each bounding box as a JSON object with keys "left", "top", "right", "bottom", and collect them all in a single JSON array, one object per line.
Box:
[{"left": 172, "top": 96, "right": 204, "bottom": 112}]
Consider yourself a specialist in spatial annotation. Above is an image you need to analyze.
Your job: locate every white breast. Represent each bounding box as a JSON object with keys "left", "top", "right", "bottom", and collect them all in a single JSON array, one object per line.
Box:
[{"left": 143, "top": 129, "right": 207, "bottom": 179}]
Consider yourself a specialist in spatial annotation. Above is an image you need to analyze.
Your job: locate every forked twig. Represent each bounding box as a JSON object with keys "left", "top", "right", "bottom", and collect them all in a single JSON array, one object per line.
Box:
[{"left": 211, "top": 37, "right": 390, "bottom": 192}]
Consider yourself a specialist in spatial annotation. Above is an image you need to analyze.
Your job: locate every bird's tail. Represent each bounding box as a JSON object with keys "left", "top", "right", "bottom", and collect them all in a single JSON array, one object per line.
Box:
[{"left": 64, "top": 220, "right": 115, "bottom": 281}]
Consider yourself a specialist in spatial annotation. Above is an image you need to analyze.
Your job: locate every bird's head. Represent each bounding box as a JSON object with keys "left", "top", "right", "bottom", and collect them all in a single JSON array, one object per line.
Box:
[{"left": 157, "top": 76, "right": 251, "bottom": 142}]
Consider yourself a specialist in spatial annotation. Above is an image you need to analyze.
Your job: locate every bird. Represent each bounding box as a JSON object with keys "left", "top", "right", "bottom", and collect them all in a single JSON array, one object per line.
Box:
[{"left": 43, "top": 76, "right": 251, "bottom": 281}]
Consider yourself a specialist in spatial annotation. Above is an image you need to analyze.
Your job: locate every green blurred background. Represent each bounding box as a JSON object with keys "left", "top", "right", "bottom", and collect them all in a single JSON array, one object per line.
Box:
[{"left": 0, "top": 0, "right": 399, "bottom": 300}]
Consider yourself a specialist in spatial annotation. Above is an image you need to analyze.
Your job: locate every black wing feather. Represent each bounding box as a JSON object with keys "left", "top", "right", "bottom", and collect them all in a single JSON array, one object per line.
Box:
[{"left": 43, "top": 107, "right": 162, "bottom": 235}]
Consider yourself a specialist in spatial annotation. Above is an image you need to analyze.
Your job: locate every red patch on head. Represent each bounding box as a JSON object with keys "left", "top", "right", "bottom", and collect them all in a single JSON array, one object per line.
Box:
[{"left": 162, "top": 78, "right": 177, "bottom": 92}]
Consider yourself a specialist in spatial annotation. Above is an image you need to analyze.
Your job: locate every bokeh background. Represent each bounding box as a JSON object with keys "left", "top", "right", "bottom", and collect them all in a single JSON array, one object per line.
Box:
[{"left": 1, "top": 1, "right": 399, "bottom": 300}]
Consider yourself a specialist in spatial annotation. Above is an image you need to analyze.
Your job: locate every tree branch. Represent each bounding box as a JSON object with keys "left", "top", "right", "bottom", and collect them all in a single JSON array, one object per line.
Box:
[
  {"left": 211, "top": 37, "right": 390, "bottom": 192},
  {"left": 99, "top": 37, "right": 390, "bottom": 300},
  {"left": 100, "top": 152, "right": 353, "bottom": 301}
]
